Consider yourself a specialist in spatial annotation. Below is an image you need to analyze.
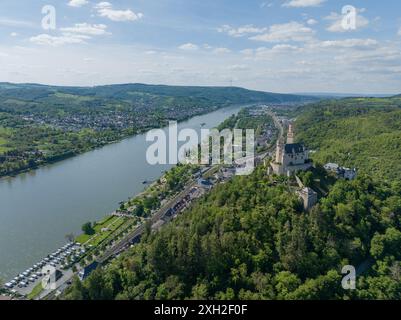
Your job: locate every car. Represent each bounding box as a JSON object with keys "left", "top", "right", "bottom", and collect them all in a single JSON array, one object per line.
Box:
[
  {"left": 5, "top": 282, "right": 13, "bottom": 289},
  {"left": 18, "top": 282, "right": 27, "bottom": 288}
]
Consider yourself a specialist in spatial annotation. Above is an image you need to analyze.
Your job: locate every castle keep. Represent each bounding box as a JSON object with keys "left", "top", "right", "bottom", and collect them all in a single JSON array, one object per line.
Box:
[{"left": 269, "top": 124, "right": 312, "bottom": 176}]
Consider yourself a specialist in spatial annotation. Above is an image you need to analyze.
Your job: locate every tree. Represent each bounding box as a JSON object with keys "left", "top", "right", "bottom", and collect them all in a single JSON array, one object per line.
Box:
[
  {"left": 274, "top": 271, "right": 301, "bottom": 299},
  {"left": 302, "top": 171, "right": 314, "bottom": 187},
  {"left": 82, "top": 222, "right": 95, "bottom": 235}
]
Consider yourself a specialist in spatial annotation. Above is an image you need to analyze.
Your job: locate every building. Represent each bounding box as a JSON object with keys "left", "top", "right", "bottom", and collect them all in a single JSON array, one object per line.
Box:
[
  {"left": 287, "top": 123, "right": 295, "bottom": 144},
  {"left": 79, "top": 261, "right": 99, "bottom": 281},
  {"left": 324, "top": 163, "right": 357, "bottom": 180},
  {"left": 197, "top": 178, "right": 213, "bottom": 190},
  {"left": 296, "top": 187, "right": 318, "bottom": 211},
  {"left": 269, "top": 124, "right": 312, "bottom": 176},
  {"left": 41, "top": 265, "right": 63, "bottom": 290}
]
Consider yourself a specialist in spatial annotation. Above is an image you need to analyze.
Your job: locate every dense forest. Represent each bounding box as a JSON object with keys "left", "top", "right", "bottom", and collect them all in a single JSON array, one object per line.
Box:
[
  {"left": 0, "top": 83, "right": 313, "bottom": 177},
  {"left": 64, "top": 165, "right": 401, "bottom": 300},
  {"left": 296, "top": 97, "right": 401, "bottom": 181}
]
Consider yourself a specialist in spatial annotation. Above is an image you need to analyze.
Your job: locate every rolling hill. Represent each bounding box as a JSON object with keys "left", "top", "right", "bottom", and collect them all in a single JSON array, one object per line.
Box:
[{"left": 295, "top": 97, "right": 401, "bottom": 181}]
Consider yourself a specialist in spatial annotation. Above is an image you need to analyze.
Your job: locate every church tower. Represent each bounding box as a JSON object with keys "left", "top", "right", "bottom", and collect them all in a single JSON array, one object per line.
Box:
[
  {"left": 275, "top": 139, "right": 284, "bottom": 164},
  {"left": 287, "top": 123, "right": 294, "bottom": 144}
]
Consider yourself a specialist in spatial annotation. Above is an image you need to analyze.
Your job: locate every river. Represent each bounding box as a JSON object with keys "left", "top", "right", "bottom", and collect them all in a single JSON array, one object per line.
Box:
[{"left": 0, "top": 105, "right": 244, "bottom": 280}]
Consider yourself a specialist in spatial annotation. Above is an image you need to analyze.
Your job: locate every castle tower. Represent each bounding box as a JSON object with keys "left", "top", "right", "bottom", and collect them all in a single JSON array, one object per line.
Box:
[
  {"left": 275, "top": 139, "right": 284, "bottom": 164},
  {"left": 287, "top": 123, "right": 294, "bottom": 144}
]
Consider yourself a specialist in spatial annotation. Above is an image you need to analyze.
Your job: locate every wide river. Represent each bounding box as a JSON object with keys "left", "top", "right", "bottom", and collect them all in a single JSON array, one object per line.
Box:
[{"left": 0, "top": 105, "right": 244, "bottom": 280}]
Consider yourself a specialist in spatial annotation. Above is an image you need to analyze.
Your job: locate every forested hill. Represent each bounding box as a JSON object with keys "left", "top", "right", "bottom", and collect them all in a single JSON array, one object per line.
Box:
[
  {"left": 295, "top": 97, "right": 401, "bottom": 181},
  {"left": 0, "top": 83, "right": 314, "bottom": 112},
  {"left": 64, "top": 166, "right": 401, "bottom": 300}
]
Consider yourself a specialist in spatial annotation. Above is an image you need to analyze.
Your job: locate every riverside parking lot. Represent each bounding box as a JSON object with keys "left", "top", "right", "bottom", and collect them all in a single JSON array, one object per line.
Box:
[{"left": 4, "top": 242, "right": 84, "bottom": 298}]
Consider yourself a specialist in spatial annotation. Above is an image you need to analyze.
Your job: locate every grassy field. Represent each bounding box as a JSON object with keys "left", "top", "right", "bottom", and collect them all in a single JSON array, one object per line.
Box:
[
  {"left": 0, "top": 127, "right": 11, "bottom": 154},
  {"left": 75, "top": 215, "right": 126, "bottom": 245},
  {"left": 27, "top": 282, "right": 44, "bottom": 300}
]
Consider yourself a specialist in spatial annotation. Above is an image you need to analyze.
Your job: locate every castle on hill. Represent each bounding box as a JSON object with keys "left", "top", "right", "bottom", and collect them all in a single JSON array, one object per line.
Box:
[{"left": 269, "top": 124, "right": 312, "bottom": 176}]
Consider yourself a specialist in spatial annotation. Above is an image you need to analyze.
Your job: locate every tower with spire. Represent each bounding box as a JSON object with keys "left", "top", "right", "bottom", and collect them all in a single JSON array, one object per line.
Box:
[{"left": 287, "top": 123, "right": 294, "bottom": 144}]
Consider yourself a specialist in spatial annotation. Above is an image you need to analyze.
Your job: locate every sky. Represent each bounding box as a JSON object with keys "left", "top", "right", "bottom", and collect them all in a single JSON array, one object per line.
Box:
[{"left": 0, "top": 0, "right": 400, "bottom": 94}]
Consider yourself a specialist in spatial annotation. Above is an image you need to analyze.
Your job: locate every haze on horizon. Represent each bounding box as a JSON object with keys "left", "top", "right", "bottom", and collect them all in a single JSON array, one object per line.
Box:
[{"left": 0, "top": 0, "right": 400, "bottom": 94}]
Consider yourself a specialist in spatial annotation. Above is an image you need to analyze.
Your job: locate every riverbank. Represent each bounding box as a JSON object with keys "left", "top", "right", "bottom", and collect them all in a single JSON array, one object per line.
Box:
[
  {"left": 0, "top": 104, "right": 252, "bottom": 180},
  {"left": 0, "top": 105, "right": 247, "bottom": 281}
]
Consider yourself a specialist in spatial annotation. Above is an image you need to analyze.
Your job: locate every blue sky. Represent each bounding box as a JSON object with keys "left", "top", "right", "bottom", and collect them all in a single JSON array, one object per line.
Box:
[{"left": 0, "top": 0, "right": 400, "bottom": 93}]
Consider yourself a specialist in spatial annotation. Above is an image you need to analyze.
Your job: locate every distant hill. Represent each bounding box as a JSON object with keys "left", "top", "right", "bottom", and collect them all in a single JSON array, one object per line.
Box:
[
  {"left": 294, "top": 92, "right": 396, "bottom": 99},
  {"left": 0, "top": 82, "right": 315, "bottom": 107}
]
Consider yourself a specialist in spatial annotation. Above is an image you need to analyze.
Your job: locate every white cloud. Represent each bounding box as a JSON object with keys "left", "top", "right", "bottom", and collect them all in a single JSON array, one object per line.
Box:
[
  {"left": 217, "top": 24, "right": 267, "bottom": 37},
  {"left": 60, "top": 23, "right": 109, "bottom": 36},
  {"left": 283, "top": 0, "right": 326, "bottom": 8},
  {"left": 313, "top": 38, "right": 378, "bottom": 49},
  {"left": 240, "top": 49, "right": 254, "bottom": 55},
  {"left": 325, "top": 9, "right": 369, "bottom": 33},
  {"left": 213, "top": 47, "right": 231, "bottom": 54},
  {"left": 30, "top": 23, "right": 109, "bottom": 46},
  {"left": 29, "top": 34, "right": 90, "bottom": 46},
  {"left": 95, "top": 2, "right": 143, "bottom": 22},
  {"left": 68, "top": 0, "right": 89, "bottom": 7},
  {"left": 398, "top": 27, "right": 401, "bottom": 36},
  {"left": 10, "top": 32, "right": 18, "bottom": 37},
  {"left": 227, "top": 64, "right": 249, "bottom": 71},
  {"left": 249, "top": 22, "right": 315, "bottom": 43},
  {"left": 306, "top": 19, "right": 318, "bottom": 25},
  {"left": 260, "top": 2, "right": 274, "bottom": 8},
  {"left": 178, "top": 43, "right": 199, "bottom": 51},
  {"left": 0, "top": 18, "right": 34, "bottom": 27}
]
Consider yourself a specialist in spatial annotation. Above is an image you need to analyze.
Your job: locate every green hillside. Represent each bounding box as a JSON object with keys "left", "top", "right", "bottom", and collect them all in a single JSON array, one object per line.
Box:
[
  {"left": 295, "top": 97, "right": 401, "bottom": 181},
  {"left": 64, "top": 167, "right": 401, "bottom": 300}
]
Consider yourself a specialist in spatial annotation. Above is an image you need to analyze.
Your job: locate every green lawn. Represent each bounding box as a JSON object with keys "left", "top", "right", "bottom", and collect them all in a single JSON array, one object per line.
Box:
[
  {"left": 27, "top": 282, "right": 44, "bottom": 300},
  {"left": 75, "top": 215, "right": 125, "bottom": 245}
]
